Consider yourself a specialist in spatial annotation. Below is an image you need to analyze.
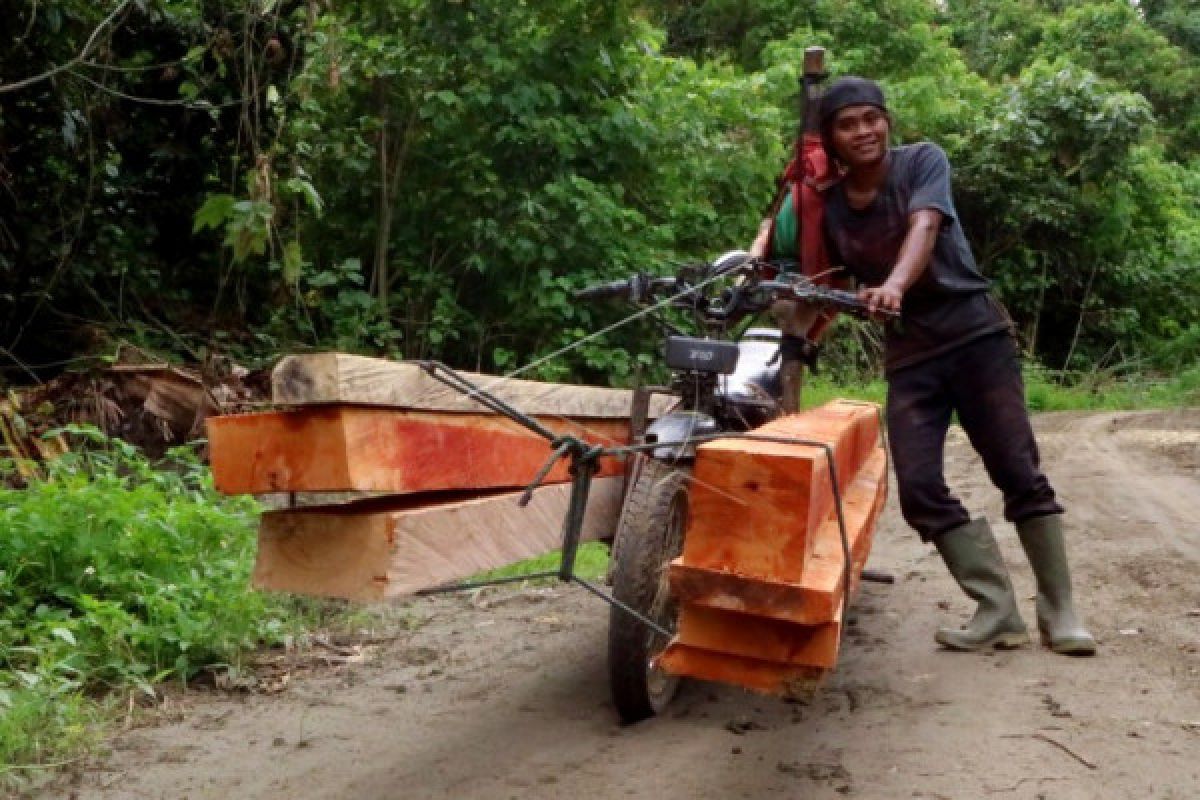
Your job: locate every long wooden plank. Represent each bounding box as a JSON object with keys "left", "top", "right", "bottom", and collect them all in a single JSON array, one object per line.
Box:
[
  {"left": 253, "top": 475, "right": 624, "bottom": 601},
  {"left": 680, "top": 401, "right": 879, "bottom": 582},
  {"left": 656, "top": 401, "right": 886, "bottom": 695},
  {"left": 673, "top": 605, "right": 843, "bottom": 668},
  {"left": 655, "top": 644, "right": 826, "bottom": 696},
  {"left": 668, "top": 446, "right": 888, "bottom": 624},
  {"left": 272, "top": 353, "right": 675, "bottom": 418},
  {"left": 207, "top": 407, "right": 628, "bottom": 495}
]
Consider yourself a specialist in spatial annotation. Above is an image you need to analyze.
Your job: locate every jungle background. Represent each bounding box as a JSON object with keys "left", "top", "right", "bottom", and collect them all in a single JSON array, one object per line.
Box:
[
  {"left": 1, "top": 0, "right": 1199, "bottom": 785},
  {"left": 2, "top": 0, "right": 1198, "bottom": 387}
]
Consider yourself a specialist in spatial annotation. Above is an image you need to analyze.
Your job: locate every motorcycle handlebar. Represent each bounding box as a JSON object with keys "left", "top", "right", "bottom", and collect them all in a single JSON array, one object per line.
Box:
[
  {"left": 756, "top": 279, "right": 900, "bottom": 320},
  {"left": 575, "top": 274, "right": 680, "bottom": 304},
  {"left": 574, "top": 279, "right": 634, "bottom": 301},
  {"left": 574, "top": 260, "right": 899, "bottom": 322}
]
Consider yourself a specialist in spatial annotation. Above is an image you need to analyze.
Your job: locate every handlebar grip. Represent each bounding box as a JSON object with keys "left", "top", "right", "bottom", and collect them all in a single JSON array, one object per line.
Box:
[
  {"left": 574, "top": 280, "right": 631, "bottom": 301},
  {"left": 828, "top": 289, "right": 901, "bottom": 320}
]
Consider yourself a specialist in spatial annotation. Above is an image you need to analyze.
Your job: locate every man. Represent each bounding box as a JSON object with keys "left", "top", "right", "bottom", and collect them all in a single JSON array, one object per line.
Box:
[{"left": 817, "top": 76, "right": 1095, "bottom": 656}]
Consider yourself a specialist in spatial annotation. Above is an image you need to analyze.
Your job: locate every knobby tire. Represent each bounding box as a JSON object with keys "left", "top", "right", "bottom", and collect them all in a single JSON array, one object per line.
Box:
[{"left": 607, "top": 456, "right": 689, "bottom": 724}]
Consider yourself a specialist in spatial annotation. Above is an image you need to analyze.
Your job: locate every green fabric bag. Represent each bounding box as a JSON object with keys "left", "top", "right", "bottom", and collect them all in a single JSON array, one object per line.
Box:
[{"left": 771, "top": 189, "right": 797, "bottom": 263}]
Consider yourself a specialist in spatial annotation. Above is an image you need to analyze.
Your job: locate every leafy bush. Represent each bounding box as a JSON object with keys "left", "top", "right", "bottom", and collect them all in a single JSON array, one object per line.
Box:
[{"left": 0, "top": 427, "right": 287, "bottom": 772}]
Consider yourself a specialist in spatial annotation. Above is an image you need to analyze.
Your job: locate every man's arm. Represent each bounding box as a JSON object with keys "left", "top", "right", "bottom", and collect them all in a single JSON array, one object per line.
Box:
[
  {"left": 858, "top": 208, "right": 942, "bottom": 314},
  {"left": 749, "top": 217, "right": 773, "bottom": 259}
]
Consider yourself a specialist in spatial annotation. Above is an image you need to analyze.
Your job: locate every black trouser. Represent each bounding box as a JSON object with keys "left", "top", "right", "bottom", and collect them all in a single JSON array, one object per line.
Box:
[{"left": 886, "top": 332, "right": 1062, "bottom": 541}]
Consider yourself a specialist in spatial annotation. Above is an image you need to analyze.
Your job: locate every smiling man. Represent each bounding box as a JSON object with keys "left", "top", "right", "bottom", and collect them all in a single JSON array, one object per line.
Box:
[{"left": 818, "top": 77, "right": 1095, "bottom": 656}]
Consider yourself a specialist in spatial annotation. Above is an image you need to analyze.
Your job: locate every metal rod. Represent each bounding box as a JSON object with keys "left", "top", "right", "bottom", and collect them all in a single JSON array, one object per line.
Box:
[
  {"left": 419, "top": 361, "right": 559, "bottom": 441},
  {"left": 558, "top": 460, "right": 596, "bottom": 581},
  {"left": 802, "top": 46, "right": 826, "bottom": 134},
  {"left": 571, "top": 576, "right": 674, "bottom": 640},
  {"left": 414, "top": 569, "right": 562, "bottom": 595},
  {"left": 816, "top": 445, "right": 853, "bottom": 639},
  {"left": 519, "top": 440, "right": 574, "bottom": 507},
  {"left": 861, "top": 569, "right": 895, "bottom": 584}
]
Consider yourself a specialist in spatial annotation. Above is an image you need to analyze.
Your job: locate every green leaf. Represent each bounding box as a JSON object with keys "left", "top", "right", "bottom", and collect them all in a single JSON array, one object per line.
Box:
[
  {"left": 192, "top": 194, "right": 236, "bottom": 233},
  {"left": 284, "top": 178, "right": 324, "bottom": 216},
  {"left": 51, "top": 627, "right": 77, "bottom": 646},
  {"left": 282, "top": 241, "right": 303, "bottom": 285}
]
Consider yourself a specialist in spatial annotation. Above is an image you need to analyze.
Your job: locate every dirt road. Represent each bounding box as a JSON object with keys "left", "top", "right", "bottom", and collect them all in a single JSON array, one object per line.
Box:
[{"left": 53, "top": 410, "right": 1200, "bottom": 800}]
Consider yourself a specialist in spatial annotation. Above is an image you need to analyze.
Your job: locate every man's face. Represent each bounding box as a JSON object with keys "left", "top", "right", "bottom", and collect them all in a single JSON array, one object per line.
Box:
[{"left": 830, "top": 104, "right": 889, "bottom": 168}]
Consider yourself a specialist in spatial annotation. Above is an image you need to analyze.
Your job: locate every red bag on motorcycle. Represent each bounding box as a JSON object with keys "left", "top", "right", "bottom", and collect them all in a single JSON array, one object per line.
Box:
[{"left": 764, "top": 132, "right": 841, "bottom": 342}]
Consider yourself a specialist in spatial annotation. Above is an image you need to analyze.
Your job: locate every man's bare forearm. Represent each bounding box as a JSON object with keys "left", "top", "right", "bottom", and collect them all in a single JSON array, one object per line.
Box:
[
  {"left": 884, "top": 209, "right": 942, "bottom": 292},
  {"left": 858, "top": 208, "right": 943, "bottom": 314},
  {"left": 749, "top": 217, "right": 772, "bottom": 259}
]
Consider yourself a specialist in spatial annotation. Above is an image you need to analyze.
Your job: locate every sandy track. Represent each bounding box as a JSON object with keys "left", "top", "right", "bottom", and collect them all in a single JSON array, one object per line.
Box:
[{"left": 49, "top": 411, "right": 1200, "bottom": 800}]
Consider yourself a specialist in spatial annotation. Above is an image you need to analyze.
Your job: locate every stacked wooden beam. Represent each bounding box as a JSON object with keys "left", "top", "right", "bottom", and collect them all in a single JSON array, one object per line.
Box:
[
  {"left": 208, "top": 354, "right": 670, "bottom": 600},
  {"left": 656, "top": 400, "right": 887, "bottom": 695}
]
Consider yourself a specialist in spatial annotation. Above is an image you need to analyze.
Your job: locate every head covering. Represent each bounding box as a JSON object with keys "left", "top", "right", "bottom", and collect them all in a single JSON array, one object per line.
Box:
[
  {"left": 819, "top": 77, "right": 889, "bottom": 167},
  {"left": 818, "top": 76, "right": 888, "bottom": 127}
]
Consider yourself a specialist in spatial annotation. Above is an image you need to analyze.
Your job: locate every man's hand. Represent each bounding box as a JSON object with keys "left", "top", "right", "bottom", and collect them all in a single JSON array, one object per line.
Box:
[{"left": 858, "top": 281, "right": 904, "bottom": 316}]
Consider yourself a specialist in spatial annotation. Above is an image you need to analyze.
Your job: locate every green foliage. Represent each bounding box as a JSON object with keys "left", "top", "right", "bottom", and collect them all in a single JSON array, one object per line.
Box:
[
  {"left": 256, "top": 1, "right": 783, "bottom": 377},
  {"left": 1022, "top": 363, "right": 1200, "bottom": 411},
  {"left": 471, "top": 542, "right": 611, "bottom": 585},
  {"left": 950, "top": 60, "right": 1200, "bottom": 369},
  {"left": 0, "top": 0, "right": 1197, "bottom": 385},
  {"left": 0, "top": 427, "right": 289, "bottom": 771},
  {"left": 1039, "top": 2, "right": 1200, "bottom": 156},
  {"left": 802, "top": 365, "right": 1200, "bottom": 414},
  {"left": 801, "top": 374, "right": 887, "bottom": 409}
]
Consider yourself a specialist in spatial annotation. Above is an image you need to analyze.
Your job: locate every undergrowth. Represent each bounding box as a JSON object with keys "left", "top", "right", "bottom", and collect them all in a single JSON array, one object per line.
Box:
[
  {"left": 473, "top": 542, "right": 611, "bottom": 585},
  {"left": 802, "top": 363, "right": 1200, "bottom": 411},
  {"left": 0, "top": 427, "right": 294, "bottom": 784}
]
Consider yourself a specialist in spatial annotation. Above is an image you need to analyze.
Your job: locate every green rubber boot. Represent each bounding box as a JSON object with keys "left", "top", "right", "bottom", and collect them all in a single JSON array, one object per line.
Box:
[
  {"left": 933, "top": 518, "right": 1030, "bottom": 651},
  {"left": 1015, "top": 514, "right": 1097, "bottom": 656}
]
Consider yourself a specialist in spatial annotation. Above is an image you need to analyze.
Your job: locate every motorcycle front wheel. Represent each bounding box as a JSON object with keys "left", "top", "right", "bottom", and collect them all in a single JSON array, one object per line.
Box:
[{"left": 607, "top": 457, "right": 689, "bottom": 724}]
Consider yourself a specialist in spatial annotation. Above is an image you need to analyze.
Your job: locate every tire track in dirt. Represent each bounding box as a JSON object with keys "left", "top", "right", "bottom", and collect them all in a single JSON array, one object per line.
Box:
[{"left": 1038, "top": 410, "right": 1200, "bottom": 562}]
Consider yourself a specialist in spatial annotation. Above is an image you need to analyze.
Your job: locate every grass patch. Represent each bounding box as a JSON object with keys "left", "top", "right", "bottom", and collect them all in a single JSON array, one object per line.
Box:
[
  {"left": 0, "top": 427, "right": 304, "bottom": 787},
  {"left": 801, "top": 374, "right": 887, "bottom": 408},
  {"left": 471, "top": 542, "right": 611, "bottom": 585},
  {"left": 1023, "top": 364, "right": 1200, "bottom": 411},
  {"left": 801, "top": 364, "right": 1200, "bottom": 413}
]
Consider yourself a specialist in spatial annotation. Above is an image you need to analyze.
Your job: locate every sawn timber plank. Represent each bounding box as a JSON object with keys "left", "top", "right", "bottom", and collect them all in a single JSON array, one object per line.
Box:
[
  {"left": 667, "top": 446, "right": 888, "bottom": 625},
  {"left": 673, "top": 605, "right": 844, "bottom": 669},
  {"left": 679, "top": 401, "right": 880, "bottom": 583},
  {"left": 207, "top": 406, "right": 628, "bottom": 495},
  {"left": 253, "top": 475, "right": 625, "bottom": 601},
  {"left": 271, "top": 353, "right": 675, "bottom": 418},
  {"left": 654, "top": 644, "right": 826, "bottom": 697},
  {"left": 657, "top": 400, "right": 887, "bottom": 695}
]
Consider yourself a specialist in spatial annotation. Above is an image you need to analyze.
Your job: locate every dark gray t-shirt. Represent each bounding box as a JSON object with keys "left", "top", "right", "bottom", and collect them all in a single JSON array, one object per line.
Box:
[{"left": 823, "top": 142, "right": 1011, "bottom": 373}]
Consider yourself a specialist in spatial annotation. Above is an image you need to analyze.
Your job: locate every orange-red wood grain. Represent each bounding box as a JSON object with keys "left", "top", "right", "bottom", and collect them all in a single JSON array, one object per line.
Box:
[
  {"left": 659, "top": 400, "right": 887, "bottom": 693},
  {"left": 207, "top": 407, "right": 628, "bottom": 495}
]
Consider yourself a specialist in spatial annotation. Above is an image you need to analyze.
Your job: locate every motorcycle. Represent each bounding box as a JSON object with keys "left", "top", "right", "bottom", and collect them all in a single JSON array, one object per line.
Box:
[{"left": 575, "top": 251, "right": 892, "bottom": 722}]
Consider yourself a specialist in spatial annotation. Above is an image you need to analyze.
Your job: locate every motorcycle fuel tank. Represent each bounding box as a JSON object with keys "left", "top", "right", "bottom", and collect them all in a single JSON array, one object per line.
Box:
[
  {"left": 719, "top": 328, "right": 783, "bottom": 423},
  {"left": 644, "top": 411, "right": 722, "bottom": 462}
]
